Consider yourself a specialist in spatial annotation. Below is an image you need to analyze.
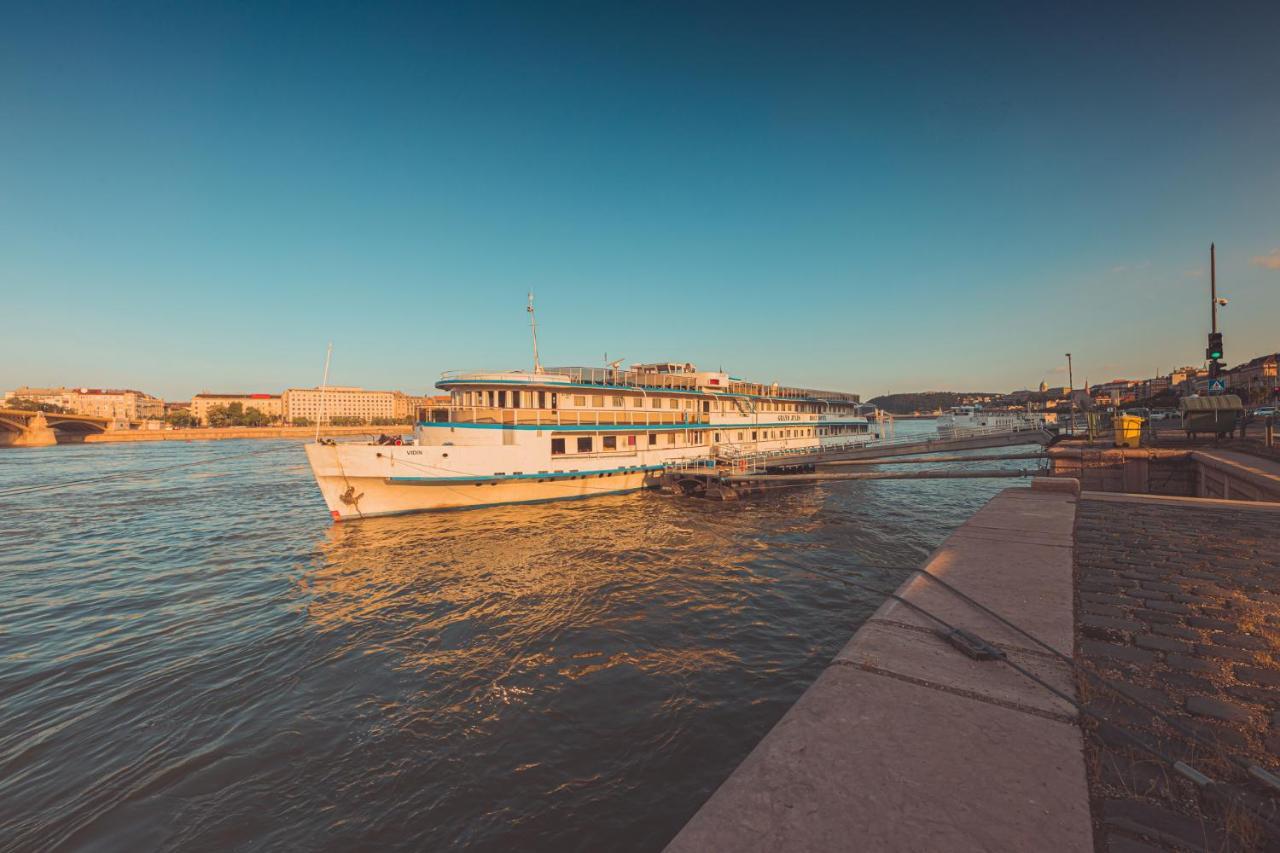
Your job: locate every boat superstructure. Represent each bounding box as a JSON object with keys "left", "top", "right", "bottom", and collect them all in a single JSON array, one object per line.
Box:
[
  {"left": 305, "top": 362, "right": 874, "bottom": 519},
  {"left": 936, "top": 405, "right": 1049, "bottom": 437}
]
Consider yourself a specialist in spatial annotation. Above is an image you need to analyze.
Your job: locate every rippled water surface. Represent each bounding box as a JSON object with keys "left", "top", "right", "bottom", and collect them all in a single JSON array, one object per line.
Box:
[{"left": 0, "top": 424, "right": 1034, "bottom": 851}]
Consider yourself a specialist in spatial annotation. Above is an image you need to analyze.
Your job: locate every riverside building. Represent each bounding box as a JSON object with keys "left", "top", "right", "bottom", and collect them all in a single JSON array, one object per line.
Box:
[
  {"left": 190, "top": 393, "right": 284, "bottom": 425},
  {"left": 3, "top": 386, "right": 163, "bottom": 421}
]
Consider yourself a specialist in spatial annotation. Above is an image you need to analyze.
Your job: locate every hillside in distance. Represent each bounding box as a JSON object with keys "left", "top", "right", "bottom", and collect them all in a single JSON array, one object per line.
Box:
[{"left": 867, "top": 392, "right": 1001, "bottom": 414}]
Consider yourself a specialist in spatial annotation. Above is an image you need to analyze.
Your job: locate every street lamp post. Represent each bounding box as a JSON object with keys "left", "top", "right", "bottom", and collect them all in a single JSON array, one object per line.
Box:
[{"left": 1065, "top": 353, "right": 1074, "bottom": 434}]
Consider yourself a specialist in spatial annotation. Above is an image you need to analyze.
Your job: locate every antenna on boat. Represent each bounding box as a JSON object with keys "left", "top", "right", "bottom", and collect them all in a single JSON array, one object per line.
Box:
[
  {"left": 527, "top": 292, "right": 543, "bottom": 374},
  {"left": 315, "top": 341, "right": 333, "bottom": 443}
]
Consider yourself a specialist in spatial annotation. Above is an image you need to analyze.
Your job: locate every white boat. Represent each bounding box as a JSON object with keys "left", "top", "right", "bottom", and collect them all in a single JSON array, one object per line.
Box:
[
  {"left": 304, "top": 362, "right": 875, "bottom": 519},
  {"left": 936, "top": 405, "right": 1049, "bottom": 437}
]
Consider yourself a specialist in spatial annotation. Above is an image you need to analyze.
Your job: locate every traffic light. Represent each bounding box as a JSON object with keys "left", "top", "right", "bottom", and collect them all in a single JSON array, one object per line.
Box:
[{"left": 1207, "top": 332, "right": 1223, "bottom": 362}]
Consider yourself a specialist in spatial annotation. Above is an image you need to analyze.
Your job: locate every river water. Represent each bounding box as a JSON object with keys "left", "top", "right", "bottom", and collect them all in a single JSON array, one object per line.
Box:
[{"left": 0, "top": 422, "right": 1035, "bottom": 852}]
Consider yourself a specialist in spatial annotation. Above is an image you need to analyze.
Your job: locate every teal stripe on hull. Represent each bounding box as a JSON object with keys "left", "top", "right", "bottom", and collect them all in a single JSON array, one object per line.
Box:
[{"left": 336, "top": 485, "right": 650, "bottom": 519}]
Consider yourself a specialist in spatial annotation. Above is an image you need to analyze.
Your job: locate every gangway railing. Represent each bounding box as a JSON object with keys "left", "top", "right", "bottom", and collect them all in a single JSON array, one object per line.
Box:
[{"left": 697, "top": 423, "right": 1050, "bottom": 476}]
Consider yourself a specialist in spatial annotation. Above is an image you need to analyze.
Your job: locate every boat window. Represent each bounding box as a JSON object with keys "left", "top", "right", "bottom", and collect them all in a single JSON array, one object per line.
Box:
[
  {"left": 737, "top": 431, "right": 744, "bottom": 440},
  {"left": 714, "top": 432, "right": 721, "bottom": 442},
  {"left": 592, "top": 395, "right": 604, "bottom": 408},
  {"left": 603, "top": 436, "right": 617, "bottom": 451},
  {"left": 666, "top": 433, "right": 676, "bottom": 445},
  {"left": 612, "top": 396, "right": 624, "bottom": 407},
  {"left": 626, "top": 435, "right": 637, "bottom": 447},
  {"left": 632, "top": 396, "right": 643, "bottom": 407},
  {"left": 669, "top": 398, "right": 679, "bottom": 409},
  {"left": 537, "top": 391, "right": 546, "bottom": 408},
  {"left": 702, "top": 400, "right": 709, "bottom": 413},
  {"left": 648, "top": 432, "right": 658, "bottom": 445},
  {"left": 577, "top": 436, "right": 592, "bottom": 453},
  {"left": 651, "top": 398, "right": 660, "bottom": 408},
  {"left": 752, "top": 431, "right": 757, "bottom": 440},
  {"left": 551, "top": 438, "right": 565, "bottom": 455},
  {"left": 512, "top": 391, "right": 521, "bottom": 408},
  {"left": 574, "top": 395, "right": 586, "bottom": 407}
]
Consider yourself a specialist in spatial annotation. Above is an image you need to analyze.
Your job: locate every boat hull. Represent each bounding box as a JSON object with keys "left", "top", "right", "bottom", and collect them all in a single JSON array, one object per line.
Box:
[{"left": 304, "top": 443, "right": 655, "bottom": 518}]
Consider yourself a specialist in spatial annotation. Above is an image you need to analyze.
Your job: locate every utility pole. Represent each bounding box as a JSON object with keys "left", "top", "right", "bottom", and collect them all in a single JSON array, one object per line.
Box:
[{"left": 1207, "top": 244, "right": 1224, "bottom": 383}]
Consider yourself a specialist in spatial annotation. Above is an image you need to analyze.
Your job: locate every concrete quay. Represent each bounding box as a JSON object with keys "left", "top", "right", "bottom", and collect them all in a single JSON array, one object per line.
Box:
[
  {"left": 1049, "top": 441, "right": 1280, "bottom": 503},
  {"left": 666, "top": 483, "right": 1093, "bottom": 852}
]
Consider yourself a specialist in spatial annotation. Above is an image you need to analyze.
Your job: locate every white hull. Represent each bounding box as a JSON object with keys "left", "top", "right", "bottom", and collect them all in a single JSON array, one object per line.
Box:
[{"left": 306, "top": 443, "right": 655, "bottom": 518}]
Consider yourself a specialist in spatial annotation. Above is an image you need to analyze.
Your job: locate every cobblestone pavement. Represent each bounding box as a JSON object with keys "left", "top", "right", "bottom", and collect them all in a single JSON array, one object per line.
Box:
[{"left": 1074, "top": 498, "right": 1280, "bottom": 852}]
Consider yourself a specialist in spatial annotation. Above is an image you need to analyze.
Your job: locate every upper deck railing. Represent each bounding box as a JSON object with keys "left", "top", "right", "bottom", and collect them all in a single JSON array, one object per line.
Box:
[
  {"left": 420, "top": 405, "right": 709, "bottom": 428},
  {"left": 438, "top": 366, "right": 861, "bottom": 404}
]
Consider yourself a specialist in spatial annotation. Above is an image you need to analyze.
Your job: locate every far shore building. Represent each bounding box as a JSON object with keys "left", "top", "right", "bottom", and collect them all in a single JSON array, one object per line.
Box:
[
  {"left": 190, "top": 393, "right": 284, "bottom": 425},
  {"left": 283, "top": 387, "right": 408, "bottom": 424},
  {"left": 1226, "top": 353, "right": 1278, "bottom": 401},
  {"left": 3, "top": 386, "right": 163, "bottom": 421}
]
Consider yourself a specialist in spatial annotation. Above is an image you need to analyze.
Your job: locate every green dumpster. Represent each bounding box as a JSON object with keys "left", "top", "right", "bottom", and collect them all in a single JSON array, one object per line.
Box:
[{"left": 1179, "top": 394, "right": 1242, "bottom": 439}]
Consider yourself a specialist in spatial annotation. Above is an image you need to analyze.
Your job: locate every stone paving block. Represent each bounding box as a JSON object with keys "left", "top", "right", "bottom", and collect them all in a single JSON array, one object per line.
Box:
[
  {"left": 1185, "top": 695, "right": 1252, "bottom": 723},
  {"left": 1225, "top": 684, "right": 1280, "bottom": 706},
  {"left": 1145, "top": 601, "right": 1192, "bottom": 614},
  {"left": 1135, "top": 634, "right": 1189, "bottom": 654},
  {"left": 1079, "top": 641, "right": 1155, "bottom": 666},
  {"left": 1210, "top": 633, "right": 1271, "bottom": 651},
  {"left": 1159, "top": 672, "right": 1215, "bottom": 693},
  {"left": 1194, "top": 643, "right": 1258, "bottom": 664},
  {"left": 1104, "top": 834, "right": 1167, "bottom": 853},
  {"left": 1234, "top": 665, "right": 1280, "bottom": 687},
  {"left": 1081, "top": 615, "right": 1142, "bottom": 641},
  {"left": 1150, "top": 623, "right": 1198, "bottom": 641},
  {"left": 1100, "top": 799, "right": 1226, "bottom": 851},
  {"left": 1083, "top": 603, "right": 1128, "bottom": 619},
  {"left": 1187, "top": 616, "right": 1235, "bottom": 631},
  {"left": 1164, "top": 653, "right": 1216, "bottom": 673}
]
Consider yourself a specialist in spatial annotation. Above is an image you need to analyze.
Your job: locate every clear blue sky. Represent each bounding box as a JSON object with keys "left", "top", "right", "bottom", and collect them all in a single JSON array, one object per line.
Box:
[{"left": 2, "top": 1, "right": 1277, "bottom": 400}]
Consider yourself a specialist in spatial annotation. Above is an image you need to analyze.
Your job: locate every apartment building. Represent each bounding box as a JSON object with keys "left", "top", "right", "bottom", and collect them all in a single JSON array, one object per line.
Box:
[
  {"left": 190, "top": 393, "right": 284, "bottom": 425},
  {"left": 3, "top": 386, "right": 164, "bottom": 420}
]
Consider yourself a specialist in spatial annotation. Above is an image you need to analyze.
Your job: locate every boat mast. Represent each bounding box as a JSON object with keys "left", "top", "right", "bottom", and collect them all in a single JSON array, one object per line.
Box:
[
  {"left": 527, "top": 292, "right": 543, "bottom": 374},
  {"left": 315, "top": 341, "right": 332, "bottom": 443}
]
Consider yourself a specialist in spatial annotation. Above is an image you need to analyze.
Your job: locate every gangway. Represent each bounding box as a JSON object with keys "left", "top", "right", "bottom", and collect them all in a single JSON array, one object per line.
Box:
[{"left": 660, "top": 425, "right": 1056, "bottom": 498}]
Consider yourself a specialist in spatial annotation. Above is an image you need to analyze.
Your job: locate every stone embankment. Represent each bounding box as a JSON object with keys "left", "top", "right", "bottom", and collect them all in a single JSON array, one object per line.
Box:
[{"left": 84, "top": 425, "right": 413, "bottom": 444}]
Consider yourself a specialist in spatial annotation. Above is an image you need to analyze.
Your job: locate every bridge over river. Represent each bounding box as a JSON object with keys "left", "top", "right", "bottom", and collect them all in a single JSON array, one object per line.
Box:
[{"left": 0, "top": 408, "right": 112, "bottom": 447}]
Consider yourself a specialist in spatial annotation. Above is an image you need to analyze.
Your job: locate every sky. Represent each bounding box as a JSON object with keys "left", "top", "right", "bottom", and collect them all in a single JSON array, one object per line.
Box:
[{"left": 2, "top": 1, "right": 1278, "bottom": 401}]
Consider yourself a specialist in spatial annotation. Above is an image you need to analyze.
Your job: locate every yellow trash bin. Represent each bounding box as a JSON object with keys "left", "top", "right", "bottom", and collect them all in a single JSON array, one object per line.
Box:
[{"left": 1114, "top": 415, "right": 1143, "bottom": 448}]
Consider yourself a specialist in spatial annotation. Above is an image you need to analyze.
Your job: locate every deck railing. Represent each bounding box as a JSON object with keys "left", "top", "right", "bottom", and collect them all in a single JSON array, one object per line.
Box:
[
  {"left": 438, "top": 366, "right": 861, "bottom": 404},
  {"left": 421, "top": 406, "right": 710, "bottom": 428}
]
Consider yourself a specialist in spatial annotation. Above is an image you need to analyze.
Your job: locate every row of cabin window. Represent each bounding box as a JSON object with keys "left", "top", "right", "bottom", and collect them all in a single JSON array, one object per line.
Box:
[
  {"left": 724, "top": 428, "right": 815, "bottom": 441},
  {"left": 817, "top": 424, "right": 870, "bottom": 435},
  {"left": 547, "top": 426, "right": 844, "bottom": 455},
  {"left": 551, "top": 432, "right": 697, "bottom": 455},
  {"left": 453, "top": 389, "right": 813, "bottom": 413}
]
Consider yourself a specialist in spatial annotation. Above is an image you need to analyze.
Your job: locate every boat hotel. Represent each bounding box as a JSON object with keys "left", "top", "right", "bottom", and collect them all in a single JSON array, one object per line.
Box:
[{"left": 305, "top": 362, "right": 874, "bottom": 519}]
